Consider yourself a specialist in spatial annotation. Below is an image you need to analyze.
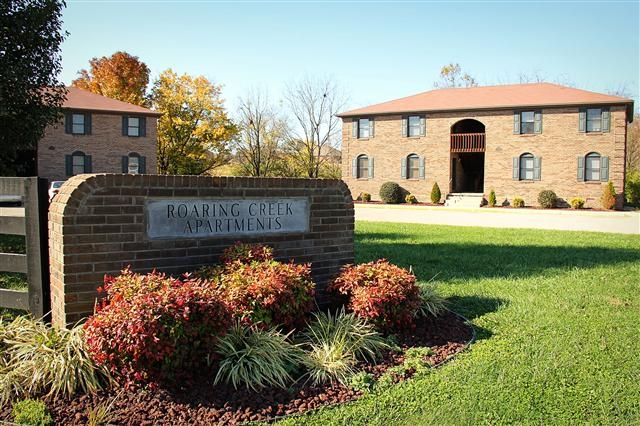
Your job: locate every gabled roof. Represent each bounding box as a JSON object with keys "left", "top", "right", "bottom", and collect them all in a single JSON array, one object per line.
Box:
[
  {"left": 338, "top": 83, "right": 634, "bottom": 120},
  {"left": 63, "top": 86, "right": 162, "bottom": 116}
]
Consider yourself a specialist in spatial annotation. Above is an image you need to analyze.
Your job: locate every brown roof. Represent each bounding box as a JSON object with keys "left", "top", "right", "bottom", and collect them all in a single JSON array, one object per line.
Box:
[
  {"left": 63, "top": 86, "right": 162, "bottom": 116},
  {"left": 338, "top": 83, "right": 634, "bottom": 119}
]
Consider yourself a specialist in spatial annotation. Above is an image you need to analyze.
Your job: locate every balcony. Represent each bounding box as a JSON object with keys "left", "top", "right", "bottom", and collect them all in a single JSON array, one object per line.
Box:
[{"left": 450, "top": 133, "right": 485, "bottom": 153}]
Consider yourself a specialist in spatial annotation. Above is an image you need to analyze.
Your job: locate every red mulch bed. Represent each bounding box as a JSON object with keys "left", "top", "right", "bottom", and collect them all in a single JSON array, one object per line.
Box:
[{"left": 0, "top": 311, "right": 473, "bottom": 425}]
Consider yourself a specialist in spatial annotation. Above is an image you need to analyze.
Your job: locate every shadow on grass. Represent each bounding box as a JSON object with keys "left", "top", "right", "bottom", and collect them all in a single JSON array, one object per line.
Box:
[
  {"left": 446, "top": 295, "right": 507, "bottom": 341},
  {"left": 356, "top": 234, "right": 640, "bottom": 283}
]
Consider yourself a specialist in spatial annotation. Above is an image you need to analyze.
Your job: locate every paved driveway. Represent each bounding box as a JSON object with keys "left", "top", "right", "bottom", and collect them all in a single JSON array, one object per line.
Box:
[{"left": 355, "top": 204, "right": 640, "bottom": 235}]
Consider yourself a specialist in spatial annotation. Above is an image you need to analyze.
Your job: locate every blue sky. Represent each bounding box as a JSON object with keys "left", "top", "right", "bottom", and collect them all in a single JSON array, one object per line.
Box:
[{"left": 60, "top": 1, "right": 639, "bottom": 113}]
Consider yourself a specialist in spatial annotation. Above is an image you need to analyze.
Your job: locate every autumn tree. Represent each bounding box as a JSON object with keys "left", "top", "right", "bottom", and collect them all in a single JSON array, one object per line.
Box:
[
  {"left": 72, "top": 51, "right": 150, "bottom": 106},
  {"left": 283, "top": 76, "right": 346, "bottom": 178},
  {"left": 434, "top": 63, "right": 478, "bottom": 88},
  {"left": 232, "top": 90, "right": 289, "bottom": 177},
  {"left": 627, "top": 114, "right": 639, "bottom": 172},
  {"left": 151, "top": 69, "right": 237, "bottom": 175},
  {"left": 0, "top": 0, "right": 67, "bottom": 176}
]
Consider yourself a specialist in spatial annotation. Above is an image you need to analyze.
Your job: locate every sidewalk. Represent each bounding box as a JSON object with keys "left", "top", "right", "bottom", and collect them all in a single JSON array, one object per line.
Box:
[{"left": 355, "top": 204, "right": 640, "bottom": 235}]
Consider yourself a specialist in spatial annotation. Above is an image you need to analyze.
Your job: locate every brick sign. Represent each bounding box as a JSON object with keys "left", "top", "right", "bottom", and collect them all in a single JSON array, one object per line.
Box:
[{"left": 146, "top": 198, "right": 309, "bottom": 239}]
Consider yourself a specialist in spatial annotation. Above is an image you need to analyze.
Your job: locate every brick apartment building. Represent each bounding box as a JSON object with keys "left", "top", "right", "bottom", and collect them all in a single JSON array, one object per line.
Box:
[
  {"left": 38, "top": 87, "right": 161, "bottom": 181},
  {"left": 338, "top": 83, "right": 634, "bottom": 208}
]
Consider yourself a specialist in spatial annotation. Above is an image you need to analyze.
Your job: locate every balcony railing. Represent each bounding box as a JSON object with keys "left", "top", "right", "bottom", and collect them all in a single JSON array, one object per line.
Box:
[{"left": 451, "top": 133, "right": 485, "bottom": 153}]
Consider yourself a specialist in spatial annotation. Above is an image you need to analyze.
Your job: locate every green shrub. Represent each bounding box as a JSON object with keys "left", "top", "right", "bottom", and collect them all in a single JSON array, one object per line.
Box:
[
  {"left": 601, "top": 181, "right": 617, "bottom": 210},
  {"left": 379, "top": 182, "right": 403, "bottom": 204},
  {"left": 430, "top": 182, "right": 442, "bottom": 204},
  {"left": 405, "top": 194, "right": 418, "bottom": 204},
  {"left": 214, "top": 323, "right": 303, "bottom": 391},
  {"left": 83, "top": 269, "right": 230, "bottom": 386},
  {"left": 348, "top": 371, "right": 375, "bottom": 392},
  {"left": 299, "top": 310, "right": 388, "bottom": 386},
  {"left": 220, "top": 242, "right": 274, "bottom": 265},
  {"left": 359, "top": 192, "right": 371, "bottom": 203},
  {"left": 0, "top": 316, "right": 113, "bottom": 405},
  {"left": 12, "top": 399, "right": 53, "bottom": 426},
  {"left": 329, "top": 260, "right": 421, "bottom": 332},
  {"left": 570, "top": 197, "right": 586, "bottom": 209},
  {"left": 625, "top": 170, "right": 640, "bottom": 206},
  {"left": 537, "top": 190, "right": 558, "bottom": 209},
  {"left": 512, "top": 197, "right": 525, "bottom": 208},
  {"left": 488, "top": 189, "right": 497, "bottom": 207},
  {"left": 417, "top": 286, "right": 447, "bottom": 317}
]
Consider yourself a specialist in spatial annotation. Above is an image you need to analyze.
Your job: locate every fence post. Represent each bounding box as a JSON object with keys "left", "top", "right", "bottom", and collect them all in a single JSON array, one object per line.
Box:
[{"left": 23, "top": 177, "right": 50, "bottom": 320}]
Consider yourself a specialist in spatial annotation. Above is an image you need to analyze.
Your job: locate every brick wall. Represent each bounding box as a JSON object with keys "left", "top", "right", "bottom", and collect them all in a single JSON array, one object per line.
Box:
[
  {"left": 48, "top": 174, "right": 354, "bottom": 327},
  {"left": 342, "top": 106, "right": 627, "bottom": 208},
  {"left": 38, "top": 112, "right": 158, "bottom": 181}
]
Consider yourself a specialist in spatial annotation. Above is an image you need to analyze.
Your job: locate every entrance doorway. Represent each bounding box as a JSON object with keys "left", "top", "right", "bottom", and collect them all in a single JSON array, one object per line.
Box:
[{"left": 450, "top": 119, "right": 486, "bottom": 193}]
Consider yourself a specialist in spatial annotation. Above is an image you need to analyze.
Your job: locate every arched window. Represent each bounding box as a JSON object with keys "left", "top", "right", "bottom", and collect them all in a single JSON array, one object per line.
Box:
[
  {"left": 585, "top": 152, "right": 601, "bottom": 181},
  {"left": 401, "top": 154, "right": 424, "bottom": 179},
  {"left": 357, "top": 154, "right": 369, "bottom": 179},
  {"left": 122, "top": 152, "right": 146, "bottom": 174},
  {"left": 519, "top": 153, "right": 534, "bottom": 181},
  {"left": 65, "top": 151, "right": 91, "bottom": 176}
]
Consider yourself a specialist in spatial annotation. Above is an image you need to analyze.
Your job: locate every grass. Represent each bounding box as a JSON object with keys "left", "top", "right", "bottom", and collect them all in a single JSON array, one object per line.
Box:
[
  {"left": 276, "top": 222, "right": 640, "bottom": 425},
  {"left": 0, "top": 234, "right": 28, "bottom": 319}
]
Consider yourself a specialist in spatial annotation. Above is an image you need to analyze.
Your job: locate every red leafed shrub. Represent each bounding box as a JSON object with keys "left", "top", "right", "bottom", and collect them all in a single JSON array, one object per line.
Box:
[
  {"left": 328, "top": 260, "right": 421, "bottom": 333},
  {"left": 217, "top": 261, "right": 315, "bottom": 330},
  {"left": 220, "top": 242, "right": 274, "bottom": 265},
  {"left": 83, "top": 268, "right": 230, "bottom": 386}
]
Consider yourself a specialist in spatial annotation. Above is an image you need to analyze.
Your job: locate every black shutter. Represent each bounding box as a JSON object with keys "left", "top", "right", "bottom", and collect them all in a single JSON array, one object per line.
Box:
[
  {"left": 139, "top": 156, "right": 146, "bottom": 173},
  {"left": 65, "top": 155, "right": 72, "bottom": 176},
  {"left": 140, "top": 117, "right": 147, "bottom": 137},
  {"left": 602, "top": 108, "right": 610, "bottom": 133},
  {"left": 84, "top": 155, "right": 92, "bottom": 173},
  {"left": 578, "top": 108, "right": 586, "bottom": 132},
  {"left": 122, "top": 116, "right": 128, "bottom": 136},
  {"left": 122, "top": 156, "right": 129, "bottom": 173},
  {"left": 64, "top": 113, "right": 72, "bottom": 134},
  {"left": 513, "top": 112, "right": 520, "bottom": 134},
  {"left": 84, "top": 113, "right": 92, "bottom": 135},
  {"left": 577, "top": 156, "right": 585, "bottom": 181},
  {"left": 600, "top": 156, "right": 609, "bottom": 181},
  {"left": 534, "top": 111, "right": 542, "bottom": 134}
]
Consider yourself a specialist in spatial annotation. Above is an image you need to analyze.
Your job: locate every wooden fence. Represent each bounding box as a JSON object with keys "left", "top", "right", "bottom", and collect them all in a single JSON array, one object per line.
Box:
[{"left": 0, "top": 177, "right": 50, "bottom": 318}]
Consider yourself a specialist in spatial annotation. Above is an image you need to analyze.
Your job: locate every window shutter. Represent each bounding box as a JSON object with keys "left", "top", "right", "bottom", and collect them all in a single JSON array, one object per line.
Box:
[
  {"left": 402, "top": 117, "right": 407, "bottom": 137},
  {"left": 534, "top": 111, "right": 542, "bottom": 134},
  {"left": 368, "top": 157, "right": 374, "bottom": 179},
  {"left": 533, "top": 157, "right": 542, "bottom": 181},
  {"left": 122, "top": 116, "right": 128, "bottom": 136},
  {"left": 122, "top": 156, "right": 129, "bottom": 173},
  {"left": 577, "top": 156, "right": 585, "bottom": 181},
  {"left": 369, "top": 118, "right": 374, "bottom": 138},
  {"left": 352, "top": 119, "right": 358, "bottom": 138},
  {"left": 512, "top": 157, "right": 519, "bottom": 180},
  {"left": 419, "top": 156, "right": 425, "bottom": 179},
  {"left": 578, "top": 108, "right": 586, "bottom": 132},
  {"left": 602, "top": 108, "right": 610, "bottom": 133},
  {"left": 64, "top": 113, "right": 72, "bottom": 134},
  {"left": 140, "top": 156, "right": 146, "bottom": 173},
  {"left": 420, "top": 116, "right": 426, "bottom": 136},
  {"left": 140, "top": 117, "right": 147, "bottom": 137},
  {"left": 513, "top": 112, "right": 520, "bottom": 134},
  {"left": 401, "top": 158, "right": 407, "bottom": 178},
  {"left": 84, "top": 113, "right": 92, "bottom": 135},
  {"left": 351, "top": 158, "right": 357, "bottom": 178},
  {"left": 600, "top": 156, "right": 609, "bottom": 181},
  {"left": 84, "top": 155, "right": 92, "bottom": 173},
  {"left": 65, "top": 155, "right": 72, "bottom": 176}
]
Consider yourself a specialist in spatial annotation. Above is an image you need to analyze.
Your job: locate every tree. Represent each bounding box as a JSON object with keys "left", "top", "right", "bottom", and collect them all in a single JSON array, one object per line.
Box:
[
  {"left": 283, "top": 76, "right": 346, "bottom": 178},
  {"left": 434, "top": 63, "right": 478, "bottom": 88},
  {"left": 627, "top": 114, "right": 639, "bottom": 173},
  {"left": 233, "top": 90, "right": 289, "bottom": 177},
  {"left": 0, "top": 0, "right": 67, "bottom": 176},
  {"left": 72, "top": 51, "right": 150, "bottom": 107},
  {"left": 151, "top": 69, "right": 237, "bottom": 175}
]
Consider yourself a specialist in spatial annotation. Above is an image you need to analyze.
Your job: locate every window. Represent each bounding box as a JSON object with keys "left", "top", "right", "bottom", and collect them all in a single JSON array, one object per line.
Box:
[
  {"left": 122, "top": 153, "right": 146, "bottom": 174},
  {"left": 404, "top": 115, "right": 425, "bottom": 137},
  {"left": 65, "top": 151, "right": 91, "bottom": 176},
  {"left": 122, "top": 116, "right": 146, "bottom": 137},
  {"left": 65, "top": 112, "right": 91, "bottom": 135},
  {"left": 512, "top": 153, "right": 541, "bottom": 181},
  {"left": 585, "top": 152, "right": 601, "bottom": 181},
  {"left": 401, "top": 154, "right": 425, "bottom": 179},
  {"left": 519, "top": 153, "right": 534, "bottom": 180},
  {"left": 352, "top": 154, "right": 373, "bottom": 179},
  {"left": 514, "top": 110, "right": 541, "bottom": 134},
  {"left": 352, "top": 118, "right": 374, "bottom": 139},
  {"left": 579, "top": 107, "right": 610, "bottom": 133}
]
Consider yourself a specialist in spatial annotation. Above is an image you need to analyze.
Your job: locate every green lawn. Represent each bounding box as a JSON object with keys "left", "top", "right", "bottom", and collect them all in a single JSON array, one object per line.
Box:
[
  {"left": 277, "top": 222, "right": 640, "bottom": 425},
  {"left": 0, "top": 234, "right": 28, "bottom": 319}
]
